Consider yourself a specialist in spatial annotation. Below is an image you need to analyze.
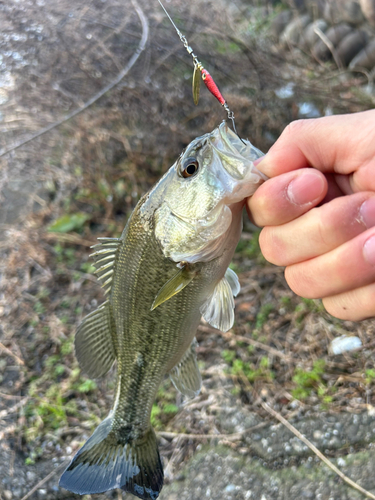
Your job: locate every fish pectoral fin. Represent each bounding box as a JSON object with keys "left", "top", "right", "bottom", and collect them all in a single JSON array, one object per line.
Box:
[
  {"left": 169, "top": 339, "right": 202, "bottom": 397},
  {"left": 200, "top": 268, "right": 240, "bottom": 332},
  {"left": 75, "top": 301, "right": 116, "bottom": 379},
  {"left": 151, "top": 265, "right": 195, "bottom": 311}
]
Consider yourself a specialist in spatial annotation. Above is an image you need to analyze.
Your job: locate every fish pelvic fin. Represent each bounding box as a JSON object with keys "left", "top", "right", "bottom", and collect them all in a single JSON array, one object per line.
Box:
[{"left": 59, "top": 416, "right": 163, "bottom": 499}]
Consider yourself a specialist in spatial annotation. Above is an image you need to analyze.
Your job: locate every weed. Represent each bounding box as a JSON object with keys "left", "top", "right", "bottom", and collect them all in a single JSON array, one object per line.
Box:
[
  {"left": 49, "top": 212, "right": 90, "bottom": 233},
  {"left": 365, "top": 369, "right": 375, "bottom": 385},
  {"left": 53, "top": 244, "right": 77, "bottom": 266},
  {"left": 76, "top": 379, "right": 97, "bottom": 393},
  {"left": 222, "top": 350, "right": 236, "bottom": 364},
  {"left": 149, "top": 379, "right": 180, "bottom": 429},
  {"left": 223, "top": 350, "right": 274, "bottom": 384},
  {"left": 292, "top": 359, "right": 327, "bottom": 401},
  {"left": 235, "top": 231, "right": 265, "bottom": 262},
  {"left": 301, "top": 298, "right": 325, "bottom": 313},
  {"left": 280, "top": 296, "right": 292, "bottom": 307},
  {"left": 33, "top": 301, "right": 46, "bottom": 315},
  {"left": 150, "top": 404, "right": 161, "bottom": 427},
  {"left": 61, "top": 338, "right": 73, "bottom": 355},
  {"left": 229, "top": 262, "right": 240, "bottom": 274},
  {"left": 80, "top": 262, "right": 96, "bottom": 274},
  {"left": 255, "top": 303, "right": 274, "bottom": 330},
  {"left": 23, "top": 335, "right": 98, "bottom": 455}
]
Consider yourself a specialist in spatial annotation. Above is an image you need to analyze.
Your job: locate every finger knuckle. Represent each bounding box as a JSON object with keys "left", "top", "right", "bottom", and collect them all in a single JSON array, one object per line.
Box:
[
  {"left": 281, "top": 119, "right": 310, "bottom": 140},
  {"left": 259, "top": 228, "right": 288, "bottom": 265},
  {"left": 285, "top": 265, "right": 320, "bottom": 299},
  {"left": 323, "top": 284, "right": 375, "bottom": 321}
]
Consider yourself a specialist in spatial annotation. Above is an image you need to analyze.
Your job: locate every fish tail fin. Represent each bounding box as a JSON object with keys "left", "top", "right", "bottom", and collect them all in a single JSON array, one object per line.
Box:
[{"left": 59, "top": 415, "right": 163, "bottom": 499}]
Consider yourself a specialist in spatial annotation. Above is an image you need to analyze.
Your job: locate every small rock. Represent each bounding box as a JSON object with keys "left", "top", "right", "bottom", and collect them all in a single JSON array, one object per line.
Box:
[
  {"left": 300, "top": 19, "right": 328, "bottom": 50},
  {"left": 298, "top": 102, "right": 320, "bottom": 118},
  {"left": 3, "top": 491, "right": 12, "bottom": 500},
  {"left": 336, "top": 30, "right": 368, "bottom": 66},
  {"left": 330, "top": 335, "right": 362, "bottom": 354},
  {"left": 349, "top": 38, "right": 375, "bottom": 69},
  {"left": 26, "top": 471, "right": 36, "bottom": 481},
  {"left": 281, "top": 14, "right": 311, "bottom": 48},
  {"left": 324, "top": 0, "right": 365, "bottom": 25},
  {"left": 312, "top": 23, "right": 352, "bottom": 61},
  {"left": 269, "top": 10, "right": 293, "bottom": 40}
]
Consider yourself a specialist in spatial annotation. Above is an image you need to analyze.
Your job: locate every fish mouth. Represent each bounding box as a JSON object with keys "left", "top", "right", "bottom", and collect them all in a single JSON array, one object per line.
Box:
[
  {"left": 210, "top": 121, "right": 265, "bottom": 167},
  {"left": 205, "top": 121, "right": 267, "bottom": 203}
]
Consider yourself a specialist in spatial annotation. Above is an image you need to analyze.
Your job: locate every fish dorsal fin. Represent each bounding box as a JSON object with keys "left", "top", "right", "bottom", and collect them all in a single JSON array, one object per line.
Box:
[
  {"left": 75, "top": 301, "right": 117, "bottom": 379},
  {"left": 169, "top": 339, "right": 202, "bottom": 397},
  {"left": 151, "top": 265, "right": 195, "bottom": 311},
  {"left": 89, "top": 237, "right": 121, "bottom": 296},
  {"left": 199, "top": 267, "right": 240, "bottom": 332}
]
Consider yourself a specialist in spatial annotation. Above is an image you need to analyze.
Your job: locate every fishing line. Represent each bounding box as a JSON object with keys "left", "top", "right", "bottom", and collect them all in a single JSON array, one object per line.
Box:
[{"left": 157, "top": 0, "right": 245, "bottom": 144}]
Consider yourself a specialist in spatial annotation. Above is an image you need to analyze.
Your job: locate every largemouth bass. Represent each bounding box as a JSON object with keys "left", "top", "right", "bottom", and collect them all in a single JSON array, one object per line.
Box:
[{"left": 59, "top": 122, "right": 266, "bottom": 499}]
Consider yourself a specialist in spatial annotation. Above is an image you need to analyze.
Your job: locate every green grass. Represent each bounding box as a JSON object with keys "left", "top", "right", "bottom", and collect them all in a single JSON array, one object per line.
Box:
[
  {"left": 150, "top": 379, "right": 180, "bottom": 429},
  {"left": 365, "top": 369, "right": 375, "bottom": 385},
  {"left": 22, "top": 334, "right": 99, "bottom": 463},
  {"left": 235, "top": 231, "right": 265, "bottom": 262},
  {"left": 222, "top": 350, "right": 274, "bottom": 384},
  {"left": 291, "top": 359, "right": 335, "bottom": 406},
  {"left": 255, "top": 303, "right": 274, "bottom": 330}
]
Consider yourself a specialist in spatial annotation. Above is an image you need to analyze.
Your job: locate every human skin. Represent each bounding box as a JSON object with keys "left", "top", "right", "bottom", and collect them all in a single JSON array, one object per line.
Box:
[{"left": 246, "top": 109, "right": 375, "bottom": 321}]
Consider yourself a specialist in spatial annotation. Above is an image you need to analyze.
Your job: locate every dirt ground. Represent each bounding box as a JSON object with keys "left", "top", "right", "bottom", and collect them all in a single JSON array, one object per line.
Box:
[{"left": 1, "top": 1, "right": 375, "bottom": 499}]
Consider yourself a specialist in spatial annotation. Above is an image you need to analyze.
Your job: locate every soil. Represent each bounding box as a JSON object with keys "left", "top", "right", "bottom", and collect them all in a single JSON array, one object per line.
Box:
[{"left": 1, "top": 1, "right": 375, "bottom": 500}]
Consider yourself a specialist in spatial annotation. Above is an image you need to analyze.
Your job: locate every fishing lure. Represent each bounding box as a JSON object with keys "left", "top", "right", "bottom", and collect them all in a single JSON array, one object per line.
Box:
[{"left": 157, "top": 0, "right": 242, "bottom": 140}]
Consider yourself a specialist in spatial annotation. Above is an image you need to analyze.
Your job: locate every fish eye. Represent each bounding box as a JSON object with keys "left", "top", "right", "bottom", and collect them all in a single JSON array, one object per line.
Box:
[{"left": 181, "top": 158, "right": 199, "bottom": 178}]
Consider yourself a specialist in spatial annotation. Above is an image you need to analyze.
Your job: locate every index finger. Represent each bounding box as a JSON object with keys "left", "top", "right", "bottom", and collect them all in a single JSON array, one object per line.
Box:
[{"left": 256, "top": 110, "right": 375, "bottom": 185}]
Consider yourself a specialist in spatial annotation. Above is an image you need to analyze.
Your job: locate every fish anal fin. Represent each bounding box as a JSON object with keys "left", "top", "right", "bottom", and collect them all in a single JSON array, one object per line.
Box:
[
  {"left": 89, "top": 237, "right": 121, "bottom": 295},
  {"left": 169, "top": 339, "right": 202, "bottom": 397},
  {"left": 200, "top": 267, "right": 240, "bottom": 332},
  {"left": 151, "top": 265, "right": 195, "bottom": 311},
  {"left": 60, "top": 416, "right": 163, "bottom": 499},
  {"left": 75, "top": 301, "right": 116, "bottom": 379}
]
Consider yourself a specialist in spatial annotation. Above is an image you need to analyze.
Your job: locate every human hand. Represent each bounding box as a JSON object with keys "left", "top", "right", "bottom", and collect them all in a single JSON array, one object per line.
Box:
[{"left": 247, "top": 109, "right": 375, "bottom": 321}]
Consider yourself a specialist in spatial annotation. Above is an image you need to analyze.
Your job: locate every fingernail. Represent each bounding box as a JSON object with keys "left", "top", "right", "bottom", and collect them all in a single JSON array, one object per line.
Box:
[
  {"left": 253, "top": 155, "right": 265, "bottom": 167},
  {"left": 360, "top": 198, "right": 375, "bottom": 228},
  {"left": 364, "top": 235, "right": 375, "bottom": 266},
  {"left": 287, "top": 172, "right": 325, "bottom": 206}
]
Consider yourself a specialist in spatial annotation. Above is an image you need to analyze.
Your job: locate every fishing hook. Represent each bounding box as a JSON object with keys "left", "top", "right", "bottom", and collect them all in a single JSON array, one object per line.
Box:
[{"left": 157, "top": 0, "right": 246, "bottom": 145}]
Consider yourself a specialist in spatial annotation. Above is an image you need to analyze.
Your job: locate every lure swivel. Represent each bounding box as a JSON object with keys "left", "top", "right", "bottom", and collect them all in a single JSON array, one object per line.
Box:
[{"left": 157, "top": 0, "right": 244, "bottom": 143}]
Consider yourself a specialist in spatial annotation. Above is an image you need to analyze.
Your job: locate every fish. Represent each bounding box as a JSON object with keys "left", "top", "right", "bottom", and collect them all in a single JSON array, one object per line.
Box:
[{"left": 59, "top": 122, "right": 266, "bottom": 499}]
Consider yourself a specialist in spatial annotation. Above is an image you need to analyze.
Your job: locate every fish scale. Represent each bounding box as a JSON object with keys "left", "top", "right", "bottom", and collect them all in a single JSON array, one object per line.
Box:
[
  {"left": 110, "top": 200, "right": 205, "bottom": 442},
  {"left": 59, "top": 122, "right": 266, "bottom": 499}
]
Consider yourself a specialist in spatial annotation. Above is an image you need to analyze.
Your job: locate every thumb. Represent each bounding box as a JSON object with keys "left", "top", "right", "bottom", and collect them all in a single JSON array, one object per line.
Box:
[{"left": 247, "top": 168, "right": 327, "bottom": 227}]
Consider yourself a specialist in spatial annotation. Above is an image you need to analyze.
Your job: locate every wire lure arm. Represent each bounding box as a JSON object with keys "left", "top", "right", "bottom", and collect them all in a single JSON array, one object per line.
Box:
[{"left": 157, "top": 0, "right": 243, "bottom": 141}]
